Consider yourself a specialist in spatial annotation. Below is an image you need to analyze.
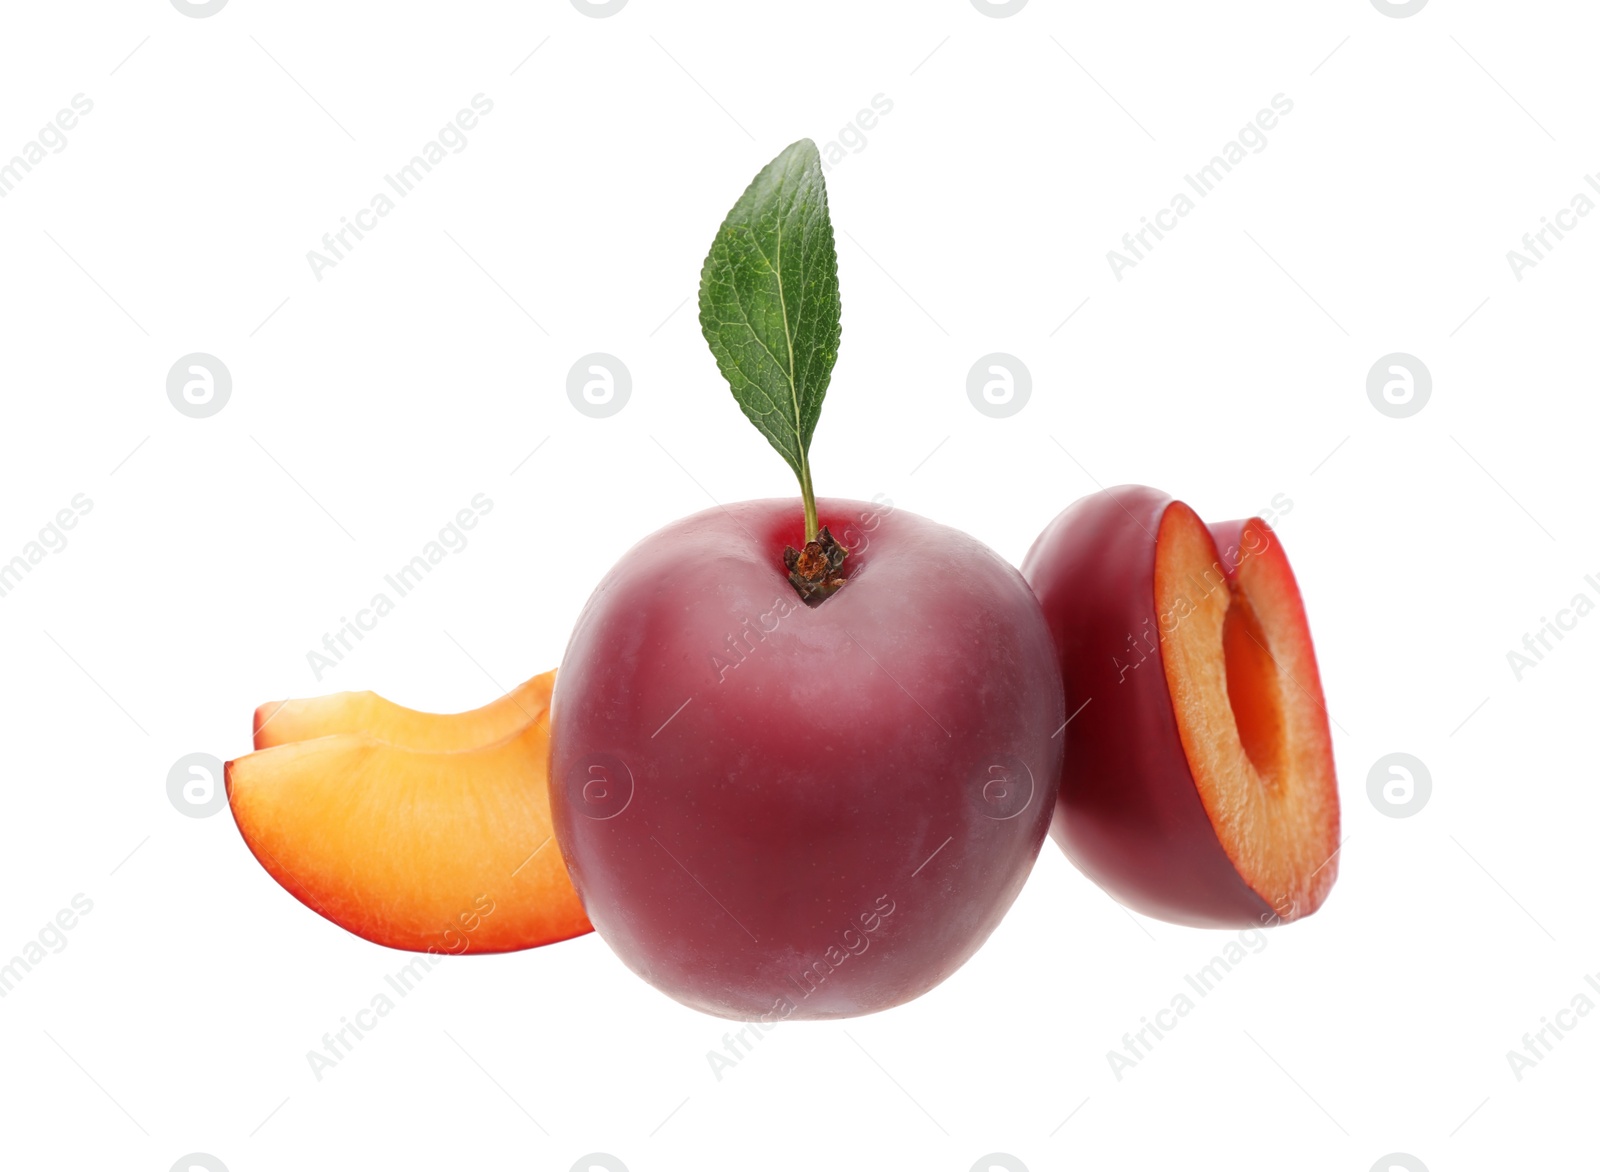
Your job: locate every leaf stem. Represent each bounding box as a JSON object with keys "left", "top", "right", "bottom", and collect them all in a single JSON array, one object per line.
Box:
[{"left": 798, "top": 456, "right": 818, "bottom": 543}]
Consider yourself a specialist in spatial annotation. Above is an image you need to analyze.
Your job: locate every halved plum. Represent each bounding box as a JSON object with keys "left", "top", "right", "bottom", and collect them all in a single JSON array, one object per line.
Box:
[{"left": 1022, "top": 485, "right": 1339, "bottom": 927}]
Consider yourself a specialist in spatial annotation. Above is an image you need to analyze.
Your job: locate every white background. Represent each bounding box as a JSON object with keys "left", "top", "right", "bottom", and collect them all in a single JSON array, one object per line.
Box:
[{"left": 0, "top": 1, "right": 1594, "bottom": 1169}]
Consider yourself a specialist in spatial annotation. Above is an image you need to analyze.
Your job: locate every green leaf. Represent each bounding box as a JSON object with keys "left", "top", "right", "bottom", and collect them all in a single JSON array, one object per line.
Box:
[{"left": 698, "top": 139, "right": 841, "bottom": 540}]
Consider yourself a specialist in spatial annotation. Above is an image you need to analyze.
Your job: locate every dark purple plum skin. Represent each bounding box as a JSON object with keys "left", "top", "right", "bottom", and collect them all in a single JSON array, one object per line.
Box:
[
  {"left": 549, "top": 498, "right": 1064, "bottom": 1020},
  {"left": 1021, "top": 486, "right": 1276, "bottom": 927}
]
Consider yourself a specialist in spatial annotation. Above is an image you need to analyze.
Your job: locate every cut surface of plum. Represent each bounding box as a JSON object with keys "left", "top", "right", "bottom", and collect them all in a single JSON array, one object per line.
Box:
[
  {"left": 1156, "top": 504, "right": 1339, "bottom": 922},
  {"left": 253, "top": 671, "right": 553, "bottom": 751}
]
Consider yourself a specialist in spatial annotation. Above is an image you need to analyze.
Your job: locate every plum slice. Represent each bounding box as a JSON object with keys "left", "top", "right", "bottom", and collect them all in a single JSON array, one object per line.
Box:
[{"left": 227, "top": 673, "right": 591, "bottom": 953}]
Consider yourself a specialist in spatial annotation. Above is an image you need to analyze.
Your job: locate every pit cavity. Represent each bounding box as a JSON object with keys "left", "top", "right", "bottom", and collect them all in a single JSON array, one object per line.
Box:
[{"left": 1220, "top": 585, "right": 1287, "bottom": 789}]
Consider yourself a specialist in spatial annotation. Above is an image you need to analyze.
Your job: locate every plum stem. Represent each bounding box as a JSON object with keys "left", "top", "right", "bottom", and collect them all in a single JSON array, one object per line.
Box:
[
  {"left": 799, "top": 456, "right": 819, "bottom": 545},
  {"left": 783, "top": 526, "right": 847, "bottom": 605}
]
